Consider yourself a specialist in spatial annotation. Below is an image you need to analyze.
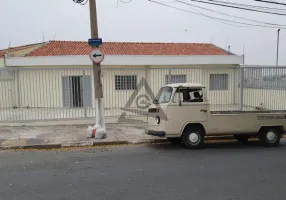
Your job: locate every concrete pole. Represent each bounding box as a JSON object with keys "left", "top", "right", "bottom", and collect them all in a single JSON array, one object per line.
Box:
[{"left": 89, "top": 0, "right": 105, "bottom": 129}]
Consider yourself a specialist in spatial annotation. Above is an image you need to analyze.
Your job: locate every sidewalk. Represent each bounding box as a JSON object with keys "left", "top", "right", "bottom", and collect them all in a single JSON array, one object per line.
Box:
[{"left": 0, "top": 123, "right": 167, "bottom": 149}]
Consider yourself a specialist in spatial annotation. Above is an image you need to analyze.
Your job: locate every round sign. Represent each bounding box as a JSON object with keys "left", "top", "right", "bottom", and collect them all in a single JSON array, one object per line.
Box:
[{"left": 89, "top": 49, "right": 104, "bottom": 64}]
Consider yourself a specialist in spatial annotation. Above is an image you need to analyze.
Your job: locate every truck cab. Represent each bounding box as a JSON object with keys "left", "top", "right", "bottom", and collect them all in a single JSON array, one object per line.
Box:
[{"left": 146, "top": 82, "right": 286, "bottom": 149}]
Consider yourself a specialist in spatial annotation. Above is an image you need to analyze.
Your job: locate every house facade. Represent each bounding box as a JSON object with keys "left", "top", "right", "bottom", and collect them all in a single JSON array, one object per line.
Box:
[{"left": 0, "top": 40, "right": 244, "bottom": 122}]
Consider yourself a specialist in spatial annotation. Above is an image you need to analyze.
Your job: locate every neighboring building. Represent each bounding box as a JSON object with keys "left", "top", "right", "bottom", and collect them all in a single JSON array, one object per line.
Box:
[
  {"left": 0, "top": 40, "right": 243, "bottom": 121},
  {"left": 0, "top": 43, "right": 45, "bottom": 109}
]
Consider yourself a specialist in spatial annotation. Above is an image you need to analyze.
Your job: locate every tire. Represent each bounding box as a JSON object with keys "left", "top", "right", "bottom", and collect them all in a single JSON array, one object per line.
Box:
[
  {"left": 234, "top": 135, "right": 250, "bottom": 144},
  {"left": 167, "top": 138, "right": 181, "bottom": 144},
  {"left": 258, "top": 127, "right": 282, "bottom": 147},
  {"left": 182, "top": 125, "right": 205, "bottom": 149}
]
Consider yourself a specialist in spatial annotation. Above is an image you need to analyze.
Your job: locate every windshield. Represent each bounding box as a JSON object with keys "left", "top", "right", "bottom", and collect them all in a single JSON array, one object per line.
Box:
[{"left": 155, "top": 86, "right": 173, "bottom": 104}]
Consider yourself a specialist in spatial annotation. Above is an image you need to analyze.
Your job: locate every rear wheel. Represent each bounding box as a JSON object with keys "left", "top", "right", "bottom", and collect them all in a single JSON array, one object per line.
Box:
[
  {"left": 182, "top": 125, "right": 205, "bottom": 149},
  {"left": 258, "top": 127, "right": 282, "bottom": 147}
]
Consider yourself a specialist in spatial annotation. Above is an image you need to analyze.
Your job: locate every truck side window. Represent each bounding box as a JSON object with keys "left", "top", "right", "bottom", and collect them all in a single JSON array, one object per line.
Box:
[
  {"left": 173, "top": 88, "right": 204, "bottom": 103},
  {"left": 190, "top": 90, "right": 203, "bottom": 102}
]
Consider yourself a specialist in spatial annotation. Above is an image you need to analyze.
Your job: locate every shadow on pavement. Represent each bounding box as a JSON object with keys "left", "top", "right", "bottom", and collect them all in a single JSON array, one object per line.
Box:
[{"left": 144, "top": 139, "right": 286, "bottom": 151}]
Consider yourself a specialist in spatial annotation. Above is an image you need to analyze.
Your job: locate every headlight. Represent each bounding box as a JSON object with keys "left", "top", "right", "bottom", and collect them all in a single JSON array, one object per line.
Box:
[{"left": 156, "top": 116, "right": 160, "bottom": 124}]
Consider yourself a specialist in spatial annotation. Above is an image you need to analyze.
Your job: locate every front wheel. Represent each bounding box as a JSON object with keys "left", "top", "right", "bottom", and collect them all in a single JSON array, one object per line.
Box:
[
  {"left": 182, "top": 126, "right": 205, "bottom": 149},
  {"left": 259, "top": 127, "right": 282, "bottom": 147}
]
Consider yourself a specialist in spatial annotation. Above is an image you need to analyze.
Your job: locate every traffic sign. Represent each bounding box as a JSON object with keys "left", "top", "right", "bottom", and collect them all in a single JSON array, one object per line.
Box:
[
  {"left": 89, "top": 49, "right": 104, "bottom": 64},
  {"left": 88, "top": 38, "right": 102, "bottom": 47}
]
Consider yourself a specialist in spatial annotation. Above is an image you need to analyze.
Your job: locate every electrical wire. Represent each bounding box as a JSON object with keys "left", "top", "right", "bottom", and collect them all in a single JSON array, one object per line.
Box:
[
  {"left": 254, "top": 0, "right": 286, "bottom": 6},
  {"left": 206, "top": 0, "right": 286, "bottom": 12},
  {"left": 148, "top": 0, "right": 286, "bottom": 29},
  {"left": 186, "top": 0, "right": 286, "bottom": 16},
  {"left": 176, "top": 0, "right": 286, "bottom": 27}
]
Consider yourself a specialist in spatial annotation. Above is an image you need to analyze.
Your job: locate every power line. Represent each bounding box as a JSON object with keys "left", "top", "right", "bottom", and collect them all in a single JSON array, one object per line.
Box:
[
  {"left": 186, "top": 0, "right": 286, "bottom": 16},
  {"left": 176, "top": 0, "right": 286, "bottom": 27},
  {"left": 207, "top": 0, "right": 286, "bottom": 12},
  {"left": 148, "top": 0, "right": 286, "bottom": 29},
  {"left": 254, "top": 0, "right": 286, "bottom": 6}
]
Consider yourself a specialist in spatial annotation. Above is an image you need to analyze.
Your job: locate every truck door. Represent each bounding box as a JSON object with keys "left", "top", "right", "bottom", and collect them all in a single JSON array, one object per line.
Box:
[
  {"left": 166, "top": 87, "right": 208, "bottom": 135},
  {"left": 180, "top": 88, "right": 208, "bottom": 122}
]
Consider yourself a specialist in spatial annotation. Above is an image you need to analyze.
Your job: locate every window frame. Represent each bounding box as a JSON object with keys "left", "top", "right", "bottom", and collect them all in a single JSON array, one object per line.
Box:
[
  {"left": 114, "top": 75, "right": 137, "bottom": 91},
  {"left": 165, "top": 74, "right": 187, "bottom": 84},
  {"left": 209, "top": 73, "right": 229, "bottom": 91}
]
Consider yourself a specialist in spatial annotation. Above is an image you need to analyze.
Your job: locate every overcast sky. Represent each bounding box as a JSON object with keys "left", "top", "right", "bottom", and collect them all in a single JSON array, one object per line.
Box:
[{"left": 0, "top": 0, "right": 285, "bottom": 65}]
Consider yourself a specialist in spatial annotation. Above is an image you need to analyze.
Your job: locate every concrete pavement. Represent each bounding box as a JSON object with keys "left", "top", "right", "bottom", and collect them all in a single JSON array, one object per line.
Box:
[{"left": 0, "top": 123, "right": 166, "bottom": 149}]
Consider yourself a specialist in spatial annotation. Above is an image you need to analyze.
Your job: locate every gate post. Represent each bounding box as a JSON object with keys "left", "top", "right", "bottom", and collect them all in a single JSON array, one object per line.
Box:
[
  {"left": 83, "top": 69, "right": 88, "bottom": 118},
  {"left": 239, "top": 67, "right": 244, "bottom": 111}
]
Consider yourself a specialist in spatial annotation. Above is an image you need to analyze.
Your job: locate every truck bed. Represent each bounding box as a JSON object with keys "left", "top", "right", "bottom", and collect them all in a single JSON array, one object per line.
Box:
[{"left": 211, "top": 110, "right": 286, "bottom": 115}]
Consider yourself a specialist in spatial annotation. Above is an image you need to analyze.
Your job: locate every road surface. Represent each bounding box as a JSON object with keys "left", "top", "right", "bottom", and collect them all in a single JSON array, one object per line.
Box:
[{"left": 1, "top": 141, "right": 286, "bottom": 200}]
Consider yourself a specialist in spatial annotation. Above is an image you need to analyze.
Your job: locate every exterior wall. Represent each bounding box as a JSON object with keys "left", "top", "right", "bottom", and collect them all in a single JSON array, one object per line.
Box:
[
  {"left": 2, "top": 64, "right": 239, "bottom": 110},
  {"left": 14, "top": 66, "right": 146, "bottom": 109},
  {"left": 149, "top": 67, "right": 203, "bottom": 99},
  {"left": 203, "top": 67, "right": 236, "bottom": 105},
  {"left": 0, "top": 58, "right": 4, "bottom": 68},
  {"left": 0, "top": 68, "right": 17, "bottom": 108},
  {"left": 149, "top": 64, "right": 238, "bottom": 100},
  {"left": 101, "top": 67, "right": 146, "bottom": 109},
  {"left": 11, "top": 66, "right": 286, "bottom": 110},
  {"left": 6, "top": 55, "right": 244, "bottom": 67},
  {"left": 7, "top": 65, "right": 235, "bottom": 109},
  {"left": 17, "top": 68, "right": 82, "bottom": 108}
]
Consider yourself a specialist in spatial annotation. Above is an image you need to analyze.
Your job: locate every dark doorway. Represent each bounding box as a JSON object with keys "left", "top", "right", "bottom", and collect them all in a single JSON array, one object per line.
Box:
[
  {"left": 71, "top": 76, "right": 83, "bottom": 108},
  {"left": 62, "top": 75, "right": 92, "bottom": 108}
]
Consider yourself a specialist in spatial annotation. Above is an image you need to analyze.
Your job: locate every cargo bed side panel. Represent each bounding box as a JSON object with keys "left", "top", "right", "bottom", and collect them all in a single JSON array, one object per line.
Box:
[{"left": 203, "top": 112, "right": 286, "bottom": 135}]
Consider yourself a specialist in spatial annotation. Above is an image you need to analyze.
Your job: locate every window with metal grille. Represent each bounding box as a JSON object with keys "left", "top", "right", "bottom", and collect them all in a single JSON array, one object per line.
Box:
[
  {"left": 165, "top": 74, "right": 186, "bottom": 84},
  {"left": 210, "top": 74, "right": 228, "bottom": 90},
  {"left": 115, "top": 75, "right": 137, "bottom": 90}
]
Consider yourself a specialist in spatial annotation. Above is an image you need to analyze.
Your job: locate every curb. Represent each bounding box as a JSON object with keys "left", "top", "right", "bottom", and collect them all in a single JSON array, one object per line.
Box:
[
  {"left": 0, "top": 143, "right": 62, "bottom": 150},
  {"left": 0, "top": 139, "right": 168, "bottom": 150}
]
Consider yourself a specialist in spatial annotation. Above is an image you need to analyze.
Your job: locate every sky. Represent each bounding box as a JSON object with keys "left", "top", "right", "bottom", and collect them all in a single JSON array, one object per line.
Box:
[{"left": 0, "top": 0, "right": 285, "bottom": 65}]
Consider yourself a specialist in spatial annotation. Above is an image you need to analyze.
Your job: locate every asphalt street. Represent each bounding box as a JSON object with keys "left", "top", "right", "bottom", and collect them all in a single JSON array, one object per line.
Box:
[{"left": 1, "top": 140, "right": 286, "bottom": 200}]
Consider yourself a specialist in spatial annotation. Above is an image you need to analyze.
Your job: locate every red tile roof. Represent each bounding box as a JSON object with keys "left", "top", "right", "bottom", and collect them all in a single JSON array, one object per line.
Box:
[{"left": 26, "top": 40, "right": 233, "bottom": 57}]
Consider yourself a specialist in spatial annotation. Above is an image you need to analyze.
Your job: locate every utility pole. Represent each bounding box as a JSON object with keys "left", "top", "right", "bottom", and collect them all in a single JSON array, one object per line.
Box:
[
  {"left": 89, "top": 0, "right": 105, "bottom": 129},
  {"left": 73, "top": 0, "right": 105, "bottom": 130},
  {"left": 276, "top": 29, "right": 280, "bottom": 66}
]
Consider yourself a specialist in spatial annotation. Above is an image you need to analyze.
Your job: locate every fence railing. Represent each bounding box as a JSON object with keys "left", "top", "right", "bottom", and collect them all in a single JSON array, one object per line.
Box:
[{"left": 0, "top": 65, "right": 286, "bottom": 122}]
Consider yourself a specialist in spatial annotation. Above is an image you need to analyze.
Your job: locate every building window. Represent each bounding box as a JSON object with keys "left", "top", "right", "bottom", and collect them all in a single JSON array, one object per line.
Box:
[
  {"left": 115, "top": 75, "right": 137, "bottom": 90},
  {"left": 210, "top": 74, "right": 228, "bottom": 90},
  {"left": 165, "top": 74, "right": 186, "bottom": 84}
]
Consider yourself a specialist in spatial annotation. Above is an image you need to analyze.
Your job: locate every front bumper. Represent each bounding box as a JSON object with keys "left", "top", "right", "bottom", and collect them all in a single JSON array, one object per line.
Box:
[{"left": 145, "top": 129, "right": 166, "bottom": 137}]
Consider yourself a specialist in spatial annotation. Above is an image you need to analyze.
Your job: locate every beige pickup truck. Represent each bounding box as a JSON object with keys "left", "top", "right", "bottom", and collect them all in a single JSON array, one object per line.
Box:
[{"left": 145, "top": 83, "right": 286, "bottom": 149}]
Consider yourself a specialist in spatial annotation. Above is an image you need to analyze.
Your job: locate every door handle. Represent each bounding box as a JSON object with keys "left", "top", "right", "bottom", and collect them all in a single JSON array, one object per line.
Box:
[{"left": 200, "top": 109, "right": 207, "bottom": 112}]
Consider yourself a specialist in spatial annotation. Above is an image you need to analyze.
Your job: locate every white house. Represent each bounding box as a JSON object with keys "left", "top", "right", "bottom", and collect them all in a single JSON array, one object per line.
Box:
[{"left": 0, "top": 40, "right": 245, "bottom": 122}]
